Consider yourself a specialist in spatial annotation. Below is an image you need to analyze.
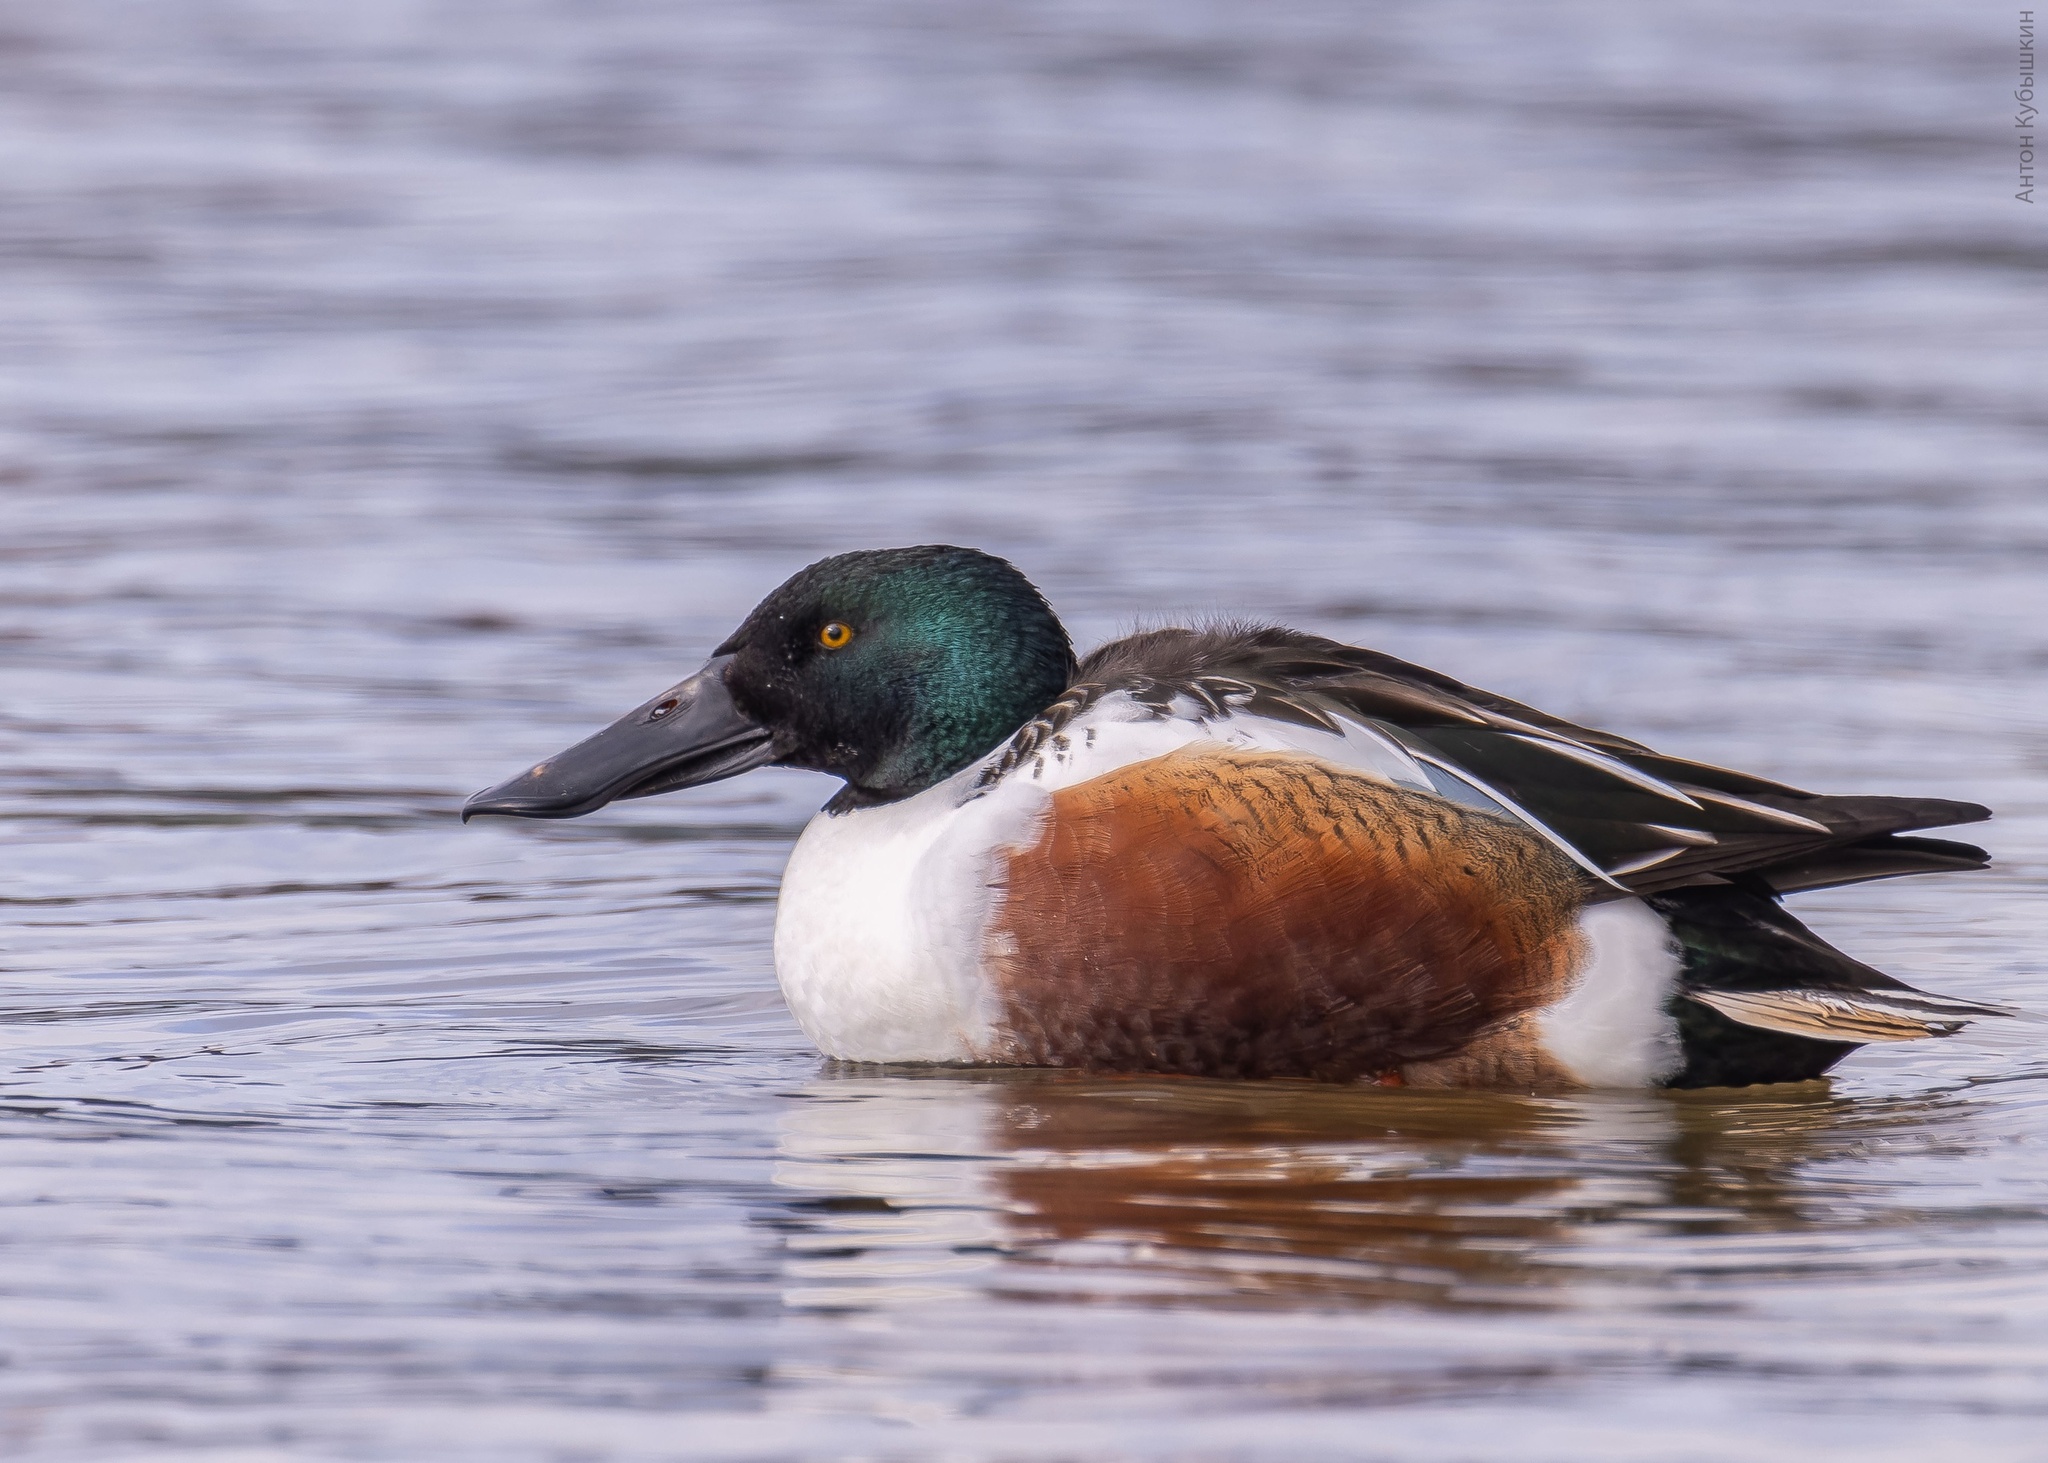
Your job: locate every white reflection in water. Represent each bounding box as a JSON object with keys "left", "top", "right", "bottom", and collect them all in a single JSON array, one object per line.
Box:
[{"left": 775, "top": 1079, "right": 1011, "bottom": 1309}]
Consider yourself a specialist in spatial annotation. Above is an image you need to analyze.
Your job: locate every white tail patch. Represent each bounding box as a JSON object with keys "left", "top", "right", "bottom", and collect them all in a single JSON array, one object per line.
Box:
[{"left": 1536, "top": 900, "right": 1684, "bottom": 1087}]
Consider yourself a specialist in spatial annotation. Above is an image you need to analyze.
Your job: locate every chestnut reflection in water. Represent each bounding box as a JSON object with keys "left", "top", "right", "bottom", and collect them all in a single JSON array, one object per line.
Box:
[{"left": 769, "top": 1071, "right": 1963, "bottom": 1314}]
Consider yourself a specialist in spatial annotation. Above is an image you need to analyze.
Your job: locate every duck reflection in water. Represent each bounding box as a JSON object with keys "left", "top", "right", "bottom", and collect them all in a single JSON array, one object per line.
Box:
[{"left": 769, "top": 1070, "right": 1977, "bottom": 1314}]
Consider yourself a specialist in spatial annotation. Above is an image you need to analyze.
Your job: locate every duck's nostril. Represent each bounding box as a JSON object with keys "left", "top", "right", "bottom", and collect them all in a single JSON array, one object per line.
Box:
[{"left": 650, "top": 698, "right": 681, "bottom": 720}]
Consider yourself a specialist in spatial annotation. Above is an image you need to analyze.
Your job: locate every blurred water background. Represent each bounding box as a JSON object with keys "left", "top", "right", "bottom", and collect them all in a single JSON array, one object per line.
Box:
[{"left": 2, "top": 1, "right": 2045, "bottom": 1458}]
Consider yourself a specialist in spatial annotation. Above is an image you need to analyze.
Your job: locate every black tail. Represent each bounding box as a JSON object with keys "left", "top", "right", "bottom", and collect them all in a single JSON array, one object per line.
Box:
[
  {"left": 1650, "top": 883, "right": 2012, "bottom": 1089},
  {"left": 1752, "top": 832, "right": 1990, "bottom": 896},
  {"left": 1604, "top": 779, "right": 1991, "bottom": 897},
  {"left": 1738, "top": 792, "right": 1990, "bottom": 895}
]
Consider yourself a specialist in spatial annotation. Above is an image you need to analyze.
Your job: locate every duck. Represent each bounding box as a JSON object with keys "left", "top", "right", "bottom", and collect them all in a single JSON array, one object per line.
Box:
[{"left": 463, "top": 544, "right": 2009, "bottom": 1090}]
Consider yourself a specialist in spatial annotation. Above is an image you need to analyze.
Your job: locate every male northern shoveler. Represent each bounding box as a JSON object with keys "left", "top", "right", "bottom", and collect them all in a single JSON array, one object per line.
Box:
[{"left": 464, "top": 544, "right": 2009, "bottom": 1090}]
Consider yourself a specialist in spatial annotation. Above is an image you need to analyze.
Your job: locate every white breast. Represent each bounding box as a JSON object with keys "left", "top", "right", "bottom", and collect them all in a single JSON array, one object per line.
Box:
[{"left": 774, "top": 761, "right": 1058, "bottom": 1062}]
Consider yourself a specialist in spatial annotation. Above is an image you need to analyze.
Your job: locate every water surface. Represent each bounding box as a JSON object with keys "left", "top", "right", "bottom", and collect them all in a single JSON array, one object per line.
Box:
[{"left": 2, "top": 1, "right": 2045, "bottom": 1458}]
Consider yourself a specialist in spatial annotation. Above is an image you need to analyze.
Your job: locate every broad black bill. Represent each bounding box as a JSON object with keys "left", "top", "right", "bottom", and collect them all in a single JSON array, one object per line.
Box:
[{"left": 461, "top": 655, "right": 776, "bottom": 821}]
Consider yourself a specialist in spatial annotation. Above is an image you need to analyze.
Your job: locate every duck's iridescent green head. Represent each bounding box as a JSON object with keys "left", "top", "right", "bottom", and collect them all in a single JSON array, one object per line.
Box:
[
  {"left": 463, "top": 545, "right": 1076, "bottom": 820},
  {"left": 717, "top": 545, "right": 1076, "bottom": 804}
]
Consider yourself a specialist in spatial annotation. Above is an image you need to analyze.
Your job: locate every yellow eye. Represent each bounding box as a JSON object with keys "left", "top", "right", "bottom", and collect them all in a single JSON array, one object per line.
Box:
[{"left": 818, "top": 621, "right": 854, "bottom": 650}]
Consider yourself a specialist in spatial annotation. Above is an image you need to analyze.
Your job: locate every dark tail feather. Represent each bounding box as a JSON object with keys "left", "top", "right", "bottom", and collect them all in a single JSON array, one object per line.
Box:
[
  {"left": 1788, "top": 793, "right": 1990, "bottom": 841},
  {"left": 1755, "top": 833, "right": 1991, "bottom": 896},
  {"left": 1650, "top": 883, "right": 2009, "bottom": 1089},
  {"left": 1709, "top": 793, "right": 1989, "bottom": 897}
]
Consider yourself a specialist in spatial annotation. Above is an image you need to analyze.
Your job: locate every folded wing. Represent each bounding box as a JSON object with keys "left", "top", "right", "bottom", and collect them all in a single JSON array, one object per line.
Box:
[{"left": 1071, "top": 625, "right": 1990, "bottom": 897}]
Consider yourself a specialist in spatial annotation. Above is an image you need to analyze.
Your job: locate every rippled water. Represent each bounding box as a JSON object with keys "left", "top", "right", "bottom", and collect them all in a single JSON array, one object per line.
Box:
[{"left": 3, "top": 1, "right": 2045, "bottom": 1457}]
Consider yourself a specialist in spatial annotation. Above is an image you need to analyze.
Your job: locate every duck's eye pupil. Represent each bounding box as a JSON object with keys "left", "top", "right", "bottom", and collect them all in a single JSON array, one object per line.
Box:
[
  {"left": 819, "top": 622, "right": 854, "bottom": 650},
  {"left": 651, "top": 698, "right": 679, "bottom": 719}
]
